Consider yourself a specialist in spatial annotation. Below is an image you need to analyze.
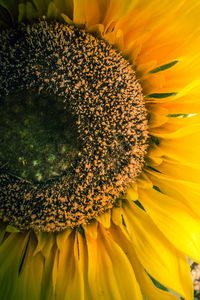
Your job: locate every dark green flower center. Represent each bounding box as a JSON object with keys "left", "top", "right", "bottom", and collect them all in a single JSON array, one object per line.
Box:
[
  {"left": 0, "top": 91, "right": 80, "bottom": 183},
  {"left": 0, "top": 19, "right": 148, "bottom": 231}
]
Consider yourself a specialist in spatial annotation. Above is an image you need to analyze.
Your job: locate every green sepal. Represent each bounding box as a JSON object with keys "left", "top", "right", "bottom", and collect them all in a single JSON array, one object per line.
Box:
[
  {"left": 149, "top": 60, "right": 178, "bottom": 73},
  {"left": 121, "top": 214, "right": 127, "bottom": 227},
  {"left": 151, "top": 136, "right": 160, "bottom": 145},
  {"left": 77, "top": 225, "right": 85, "bottom": 235},
  {"left": 167, "top": 113, "right": 189, "bottom": 117},
  {"left": 149, "top": 275, "right": 168, "bottom": 292},
  {"left": 134, "top": 200, "right": 145, "bottom": 211},
  {"left": 153, "top": 185, "right": 163, "bottom": 193},
  {"left": 147, "top": 166, "right": 161, "bottom": 174},
  {"left": 146, "top": 92, "right": 177, "bottom": 99}
]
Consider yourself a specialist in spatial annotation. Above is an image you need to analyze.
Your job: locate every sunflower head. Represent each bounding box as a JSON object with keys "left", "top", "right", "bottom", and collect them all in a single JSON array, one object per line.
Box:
[
  {"left": 1, "top": 1, "right": 200, "bottom": 300},
  {"left": 0, "top": 12, "right": 148, "bottom": 231}
]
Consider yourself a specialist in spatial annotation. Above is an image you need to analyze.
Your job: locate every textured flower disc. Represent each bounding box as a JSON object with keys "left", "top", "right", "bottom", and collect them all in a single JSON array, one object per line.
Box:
[{"left": 0, "top": 19, "right": 148, "bottom": 231}]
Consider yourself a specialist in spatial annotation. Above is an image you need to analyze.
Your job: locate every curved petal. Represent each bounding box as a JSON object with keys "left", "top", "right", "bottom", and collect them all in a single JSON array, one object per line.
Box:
[
  {"left": 109, "top": 223, "right": 179, "bottom": 300},
  {"left": 85, "top": 223, "right": 143, "bottom": 300},
  {"left": 122, "top": 201, "right": 193, "bottom": 300},
  {"left": 55, "top": 230, "right": 91, "bottom": 300},
  {"left": 137, "top": 185, "right": 200, "bottom": 262},
  {"left": 145, "top": 168, "right": 200, "bottom": 221}
]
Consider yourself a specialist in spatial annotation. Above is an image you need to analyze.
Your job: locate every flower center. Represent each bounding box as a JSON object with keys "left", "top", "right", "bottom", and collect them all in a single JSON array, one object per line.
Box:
[
  {"left": 0, "top": 91, "right": 80, "bottom": 183},
  {"left": 0, "top": 20, "right": 148, "bottom": 231}
]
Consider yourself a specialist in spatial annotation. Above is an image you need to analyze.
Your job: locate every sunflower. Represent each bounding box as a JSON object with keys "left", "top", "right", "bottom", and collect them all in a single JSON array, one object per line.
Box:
[{"left": 0, "top": 0, "right": 200, "bottom": 299}]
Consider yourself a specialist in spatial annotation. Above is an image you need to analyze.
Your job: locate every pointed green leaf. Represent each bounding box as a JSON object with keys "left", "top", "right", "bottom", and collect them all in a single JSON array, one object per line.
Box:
[
  {"left": 167, "top": 114, "right": 189, "bottom": 117},
  {"left": 149, "top": 60, "right": 178, "bottom": 73},
  {"left": 146, "top": 92, "right": 177, "bottom": 99}
]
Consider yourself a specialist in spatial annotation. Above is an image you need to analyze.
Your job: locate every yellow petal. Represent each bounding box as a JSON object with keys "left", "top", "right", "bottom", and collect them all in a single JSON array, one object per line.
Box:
[
  {"left": 86, "top": 224, "right": 143, "bottom": 300},
  {"left": 154, "top": 158, "right": 200, "bottom": 184},
  {"left": 158, "top": 129, "right": 200, "bottom": 163},
  {"left": 56, "top": 228, "right": 72, "bottom": 251},
  {"left": 111, "top": 205, "right": 131, "bottom": 241},
  {"left": 162, "top": 79, "right": 200, "bottom": 114},
  {"left": 18, "top": 2, "right": 38, "bottom": 22},
  {"left": 39, "top": 240, "right": 58, "bottom": 299},
  {"left": 47, "top": 2, "right": 59, "bottom": 18},
  {"left": 14, "top": 233, "right": 43, "bottom": 300},
  {"left": 0, "top": 232, "right": 31, "bottom": 299},
  {"left": 83, "top": 220, "right": 98, "bottom": 239},
  {"left": 96, "top": 209, "right": 111, "bottom": 228},
  {"left": 109, "top": 223, "right": 179, "bottom": 300},
  {"left": 64, "top": 231, "right": 90, "bottom": 300},
  {"left": 138, "top": 186, "right": 200, "bottom": 262},
  {"left": 122, "top": 201, "right": 193, "bottom": 299},
  {"left": 73, "top": 0, "right": 86, "bottom": 25},
  {"left": 53, "top": 232, "right": 75, "bottom": 299},
  {"left": 34, "top": 231, "right": 56, "bottom": 257},
  {"left": 32, "top": 0, "right": 52, "bottom": 14},
  {"left": 85, "top": 0, "right": 108, "bottom": 28},
  {"left": 151, "top": 122, "right": 200, "bottom": 139},
  {"left": 53, "top": 0, "right": 73, "bottom": 20},
  {"left": 145, "top": 168, "right": 200, "bottom": 219},
  {"left": 148, "top": 104, "right": 169, "bottom": 129},
  {"left": 55, "top": 230, "right": 91, "bottom": 300}
]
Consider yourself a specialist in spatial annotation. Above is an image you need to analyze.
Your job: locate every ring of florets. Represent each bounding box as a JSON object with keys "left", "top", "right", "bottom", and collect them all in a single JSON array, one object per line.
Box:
[{"left": 0, "top": 19, "right": 148, "bottom": 231}]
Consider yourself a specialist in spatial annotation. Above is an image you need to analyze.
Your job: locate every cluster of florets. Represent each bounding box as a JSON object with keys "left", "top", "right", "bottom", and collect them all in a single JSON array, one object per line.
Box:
[{"left": 0, "top": 20, "right": 148, "bottom": 231}]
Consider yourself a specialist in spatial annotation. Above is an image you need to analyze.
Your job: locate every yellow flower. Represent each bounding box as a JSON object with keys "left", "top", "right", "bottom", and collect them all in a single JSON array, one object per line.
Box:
[{"left": 0, "top": 0, "right": 200, "bottom": 299}]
